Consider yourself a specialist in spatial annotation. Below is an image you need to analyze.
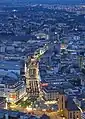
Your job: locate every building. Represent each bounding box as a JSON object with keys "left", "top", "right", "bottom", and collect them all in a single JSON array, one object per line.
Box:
[
  {"left": 40, "top": 114, "right": 50, "bottom": 119},
  {"left": 0, "top": 60, "right": 22, "bottom": 75},
  {"left": 0, "top": 109, "right": 40, "bottom": 119},
  {"left": 0, "top": 45, "right": 6, "bottom": 53},
  {"left": 0, "top": 72, "right": 26, "bottom": 103},
  {"left": 0, "top": 98, "right": 6, "bottom": 109},
  {"left": 42, "top": 86, "right": 59, "bottom": 101},
  {"left": 78, "top": 52, "right": 84, "bottom": 69},
  {"left": 58, "top": 91, "right": 81, "bottom": 119},
  {"left": 26, "top": 57, "right": 40, "bottom": 99}
]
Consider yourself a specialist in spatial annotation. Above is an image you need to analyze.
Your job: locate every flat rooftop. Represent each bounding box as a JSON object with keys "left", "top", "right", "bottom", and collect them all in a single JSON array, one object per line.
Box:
[{"left": 0, "top": 60, "right": 21, "bottom": 70}]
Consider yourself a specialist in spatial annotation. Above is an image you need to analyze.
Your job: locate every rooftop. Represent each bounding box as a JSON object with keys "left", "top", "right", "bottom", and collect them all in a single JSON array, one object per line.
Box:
[
  {"left": 65, "top": 97, "right": 80, "bottom": 111},
  {"left": 0, "top": 60, "right": 21, "bottom": 70},
  {"left": 0, "top": 72, "right": 24, "bottom": 88},
  {"left": 0, "top": 109, "right": 40, "bottom": 119}
]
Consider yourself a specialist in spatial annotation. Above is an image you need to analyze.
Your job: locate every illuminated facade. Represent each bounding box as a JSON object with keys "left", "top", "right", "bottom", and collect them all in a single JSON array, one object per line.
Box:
[
  {"left": 42, "top": 87, "right": 59, "bottom": 101},
  {"left": 6, "top": 81, "right": 26, "bottom": 103},
  {"left": 0, "top": 72, "right": 26, "bottom": 103},
  {"left": 26, "top": 57, "right": 40, "bottom": 98}
]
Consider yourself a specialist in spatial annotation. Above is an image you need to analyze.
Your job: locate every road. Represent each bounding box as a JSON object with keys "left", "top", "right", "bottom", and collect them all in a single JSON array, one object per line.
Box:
[{"left": 8, "top": 103, "right": 58, "bottom": 119}]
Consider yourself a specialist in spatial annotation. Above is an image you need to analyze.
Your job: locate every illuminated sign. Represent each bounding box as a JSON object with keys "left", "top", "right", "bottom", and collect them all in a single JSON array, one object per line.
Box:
[
  {"left": 40, "top": 83, "right": 48, "bottom": 87},
  {"left": 9, "top": 93, "right": 16, "bottom": 100}
]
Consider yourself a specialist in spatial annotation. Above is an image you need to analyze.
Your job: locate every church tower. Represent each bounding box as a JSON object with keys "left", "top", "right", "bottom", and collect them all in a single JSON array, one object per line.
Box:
[
  {"left": 26, "top": 56, "right": 40, "bottom": 99},
  {"left": 58, "top": 91, "right": 66, "bottom": 110}
]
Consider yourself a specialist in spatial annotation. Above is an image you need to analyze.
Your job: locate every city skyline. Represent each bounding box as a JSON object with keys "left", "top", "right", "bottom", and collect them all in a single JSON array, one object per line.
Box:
[{"left": 0, "top": 0, "right": 85, "bottom": 119}]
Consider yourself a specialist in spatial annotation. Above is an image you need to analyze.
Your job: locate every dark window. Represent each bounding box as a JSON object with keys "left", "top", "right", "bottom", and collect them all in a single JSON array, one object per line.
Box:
[
  {"left": 70, "top": 112, "right": 72, "bottom": 118},
  {"left": 62, "top": 96, "right": 63, "bottom": 102},
  {"left": 62, "top": 103, "right": 63, "bottom": 109},
  {"left": 62, "top": 96, "right": 64, "bottom": 108},
  {"left": 73, "top": 112, "right": 75, "bottom": 119}
]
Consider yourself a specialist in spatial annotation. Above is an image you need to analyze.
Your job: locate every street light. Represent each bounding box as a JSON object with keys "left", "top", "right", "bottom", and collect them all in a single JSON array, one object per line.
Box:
[
  {"left": 5, "top": 98, "right": 8, "bottom": 109},
  {"left": 5, "top": 102, "right": 8, "bottom": 109},
  {"left": 26, "top": 106, "right": 32, "bottom": 111}
]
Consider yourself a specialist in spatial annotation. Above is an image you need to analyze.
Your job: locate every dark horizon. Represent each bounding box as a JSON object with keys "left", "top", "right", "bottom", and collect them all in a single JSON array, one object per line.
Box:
[{"left": 0, "top": 0, "right": 85, "bottom": 5}]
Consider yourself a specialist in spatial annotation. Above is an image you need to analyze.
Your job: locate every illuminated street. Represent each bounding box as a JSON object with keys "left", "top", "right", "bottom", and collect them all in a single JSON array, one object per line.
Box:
[{"left": 7, "top": 95, "right": 59, "bottom": 119}]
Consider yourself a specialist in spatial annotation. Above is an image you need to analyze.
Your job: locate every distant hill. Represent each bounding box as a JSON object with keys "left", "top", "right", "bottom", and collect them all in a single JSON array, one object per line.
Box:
[
  {"left": 29, "top": 0, "right": 84, "bottom": 4},
  {"left": 0, "top": 0, "right": 84, "bottom": 5}
]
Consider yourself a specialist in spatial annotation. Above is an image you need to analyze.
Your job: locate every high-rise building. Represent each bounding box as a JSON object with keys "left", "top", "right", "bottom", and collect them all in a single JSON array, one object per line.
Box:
[{"left": 26, "top": 57, "right": 40, "bottom": 99}]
